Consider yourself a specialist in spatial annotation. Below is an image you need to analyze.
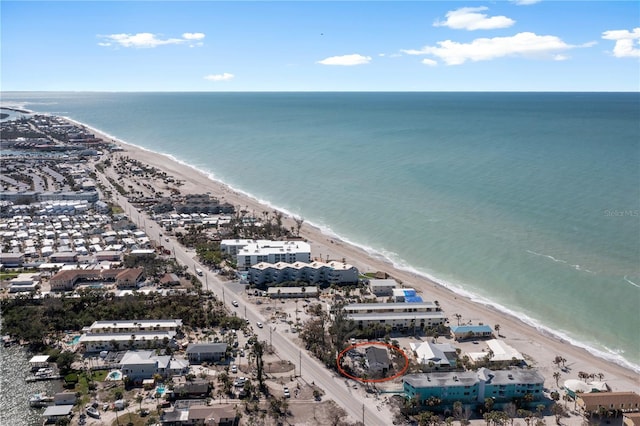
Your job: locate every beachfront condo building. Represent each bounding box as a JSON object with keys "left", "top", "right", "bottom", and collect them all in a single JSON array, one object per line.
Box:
[
  {"left": 247, "top": 260, "right": 358, "bottom": 286},
  {"left": 221, "top": 239, "right": 311, "bottom": 270},
  {"left": 339, "top": 302, "right": 446, "bottom": 330},
  {"left": 403, "top": 368, "right": 545, "bottom": 406}
]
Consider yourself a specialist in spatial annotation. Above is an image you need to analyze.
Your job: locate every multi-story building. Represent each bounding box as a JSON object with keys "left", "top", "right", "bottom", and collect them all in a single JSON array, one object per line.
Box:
[
  {"left": 221, "top": 239, "right": 311, "bottom": 270},
  {"left": 248, "top": 260, "right": 358, "bottom": 286},
  {"left": 577, "top": 392, "right": 640, "bottom": 415},
  {"left": 340, "top": 302, "right": 446, "bottom": 331},
  {"left": 403, "top": 368, "right": 545, "bottom": 406},
  {"left": 78, "top": 319, "right": 182, "bottom": 352},
  {"left": 49, "top": 268, "right": 143, "bottom": 291}
]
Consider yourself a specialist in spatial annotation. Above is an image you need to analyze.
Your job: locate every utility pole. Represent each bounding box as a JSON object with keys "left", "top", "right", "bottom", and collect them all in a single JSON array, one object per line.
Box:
[
  {"left": 362, "top": 403, "right": 365, "bottom": 425},
  {"left": 299, "top": 350, "right": 302, "bottom": 378}
]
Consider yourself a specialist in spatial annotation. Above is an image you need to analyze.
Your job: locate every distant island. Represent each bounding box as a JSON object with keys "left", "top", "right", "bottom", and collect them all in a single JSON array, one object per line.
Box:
[{"left": 1, "top": 106, "right": 31, "bottom": 114}]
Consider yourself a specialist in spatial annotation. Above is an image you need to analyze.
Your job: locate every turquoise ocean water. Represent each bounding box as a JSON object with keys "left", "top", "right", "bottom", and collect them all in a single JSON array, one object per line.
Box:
[{"left": 2, "top": 92, "right": 639, "bottom": 373}]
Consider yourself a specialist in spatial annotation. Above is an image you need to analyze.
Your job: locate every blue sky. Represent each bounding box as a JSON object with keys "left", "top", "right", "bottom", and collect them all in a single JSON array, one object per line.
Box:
[{"left": 1, "top": 1, "right": 639, "bottom": 91}]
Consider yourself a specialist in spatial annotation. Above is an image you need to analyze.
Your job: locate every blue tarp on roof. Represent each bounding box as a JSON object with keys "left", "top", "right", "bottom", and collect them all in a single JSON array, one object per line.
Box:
[{"left": 405, "top": 295, "right": 423, "bottom": 303}]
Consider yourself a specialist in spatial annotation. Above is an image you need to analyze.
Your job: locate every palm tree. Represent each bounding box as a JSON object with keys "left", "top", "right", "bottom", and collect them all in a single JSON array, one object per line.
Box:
[
  {"left": 453, "top": 313, "right": 462, "bottom": 326},
  {"left": 494, "top": 324, "right": 500, "bottom": 337},
  {"left": 553, "top": 372, "right": 561, "bottom": 387}
]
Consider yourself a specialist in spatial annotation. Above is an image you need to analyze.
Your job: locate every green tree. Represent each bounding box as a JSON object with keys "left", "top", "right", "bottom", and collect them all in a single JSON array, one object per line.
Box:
[{"left": 56, "top": 351, "right": 76, "bottom": 375}]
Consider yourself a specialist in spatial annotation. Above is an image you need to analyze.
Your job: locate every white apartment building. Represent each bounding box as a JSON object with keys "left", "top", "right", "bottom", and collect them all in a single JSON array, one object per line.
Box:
[
  {"left": 84, "top": 319, "right": 183, "bottom": 334},
  {"left": 221, "top": 239, "right": 311, "bottom": 270},
  {"left": 248, "top": 260, "right": 358, "bottom": 286},
  {"left": 340, "top": 302, "right": 446, "bottom": 330}
]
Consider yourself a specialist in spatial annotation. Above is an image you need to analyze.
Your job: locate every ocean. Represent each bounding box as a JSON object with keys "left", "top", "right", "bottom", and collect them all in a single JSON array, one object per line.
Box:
[{"left": 2, "top": 92, "right": 639, "bottom": 376}]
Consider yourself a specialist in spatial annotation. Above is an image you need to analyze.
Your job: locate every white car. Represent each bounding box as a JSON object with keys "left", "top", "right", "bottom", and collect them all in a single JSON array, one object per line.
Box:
[
  {"left": 256, "top": 322, "right": 263, "bottom": 328},
  {"left": 231, "top": 365, "right": 237, "bottom": 373},
  {"left": 283, "top": 387, "right": 290, "bottom": 398},
  {"left": 232, "top": 300, "right": 239, "bottom": 307}
]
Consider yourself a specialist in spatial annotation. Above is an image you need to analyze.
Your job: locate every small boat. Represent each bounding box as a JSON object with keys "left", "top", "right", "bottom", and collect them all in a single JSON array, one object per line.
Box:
[
  {"left": 29, "top": 393, "right": 54, "bottom": 407},
  {"left": 86, "top": 406, "right": 100, "bottom": 419}
]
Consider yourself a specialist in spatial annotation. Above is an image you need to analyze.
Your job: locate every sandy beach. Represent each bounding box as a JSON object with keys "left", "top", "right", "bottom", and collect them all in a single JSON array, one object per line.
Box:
[{"left": 82, "top": 121, "right": 638, "bottom": 422}]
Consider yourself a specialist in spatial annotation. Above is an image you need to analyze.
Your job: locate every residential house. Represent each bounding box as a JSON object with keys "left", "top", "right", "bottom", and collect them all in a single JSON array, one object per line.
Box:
[
  {"left": 368, "top": 279, "right": 398, "bottom": 296},
  {"left": 116, "top": 268, "right": 144, "bottom": 289},
  {"left": 0, "top": 252, "right": 24, "bottom": 267},
  {"left": 53, "top": 392, "right": 77, "bottom": 406},
  {"left": 186, "top": 343, "right": 228, "bottom": 364},
  {"left": 450, "top": 325, "right": 494, "bottom": 341},
  {"left": 410, "top": 341, "right": 458, "bottom": 369},
  {"left": 170, "top": 380, "right": 211, "bottom": 400},
  {"left": 161, "top": 402, "right": 239, "bottom": 426},
  {"left": 467, "top": 339, "right": 525, "bottom": 365},
  {"left": 49, "top": 251, "right": 78, "bottom": 263},
  {"left": 120, "top": 350, "right": 162, "bottom": 382},
  {"left": 159, "top": 273, "right": 181, "bottom": 287},
  {"left": 366, "top": 346, "right": 390, "bottom": 375},
  {"left": 9, "top": 273, "right": 40, "bottom": 293}
]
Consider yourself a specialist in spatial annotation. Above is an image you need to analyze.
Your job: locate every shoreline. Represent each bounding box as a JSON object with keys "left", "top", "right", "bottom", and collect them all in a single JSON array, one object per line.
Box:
[{"left": 68, "top": 116, "right": 639, "bottom": 392}]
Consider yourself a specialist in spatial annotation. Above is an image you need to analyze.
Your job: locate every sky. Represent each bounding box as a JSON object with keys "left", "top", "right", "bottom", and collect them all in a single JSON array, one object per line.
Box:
[{"left": 1, "top": 1, "right": 639, "bottom": 92}]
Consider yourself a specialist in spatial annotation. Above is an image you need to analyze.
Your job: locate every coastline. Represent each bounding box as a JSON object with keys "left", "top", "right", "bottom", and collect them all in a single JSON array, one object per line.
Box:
[{"left": 73, "top": 116, "right": 639, "bottom": 394}]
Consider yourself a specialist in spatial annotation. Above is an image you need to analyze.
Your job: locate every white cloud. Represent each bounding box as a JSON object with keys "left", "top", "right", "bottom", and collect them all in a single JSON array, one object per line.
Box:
[
  {"left": 421, "top": 58, "right": 438, "bottom": 67},
  {"left": 402, "top": 32, "right": 574, "bottom": 65},
  {"left": 182, "top": 33, "right": 205, "bottom": 40},
  {"left": 317, "top": 54, "right": 372, "bottom": 66},
  {"left": 98, "top": 32, "right": 205, "bottom": 48},
  {"left": 510, "top": 0, "right": 542, "bottom": 5},
  {"left": 434, "top": 7, "right": 515, "bottom": 31},
  {"left": 602, "top": 28, "right": 640, "bottom": 58},
  {"left": 204, "top": 73, "right": 235, "bottom": 81}
]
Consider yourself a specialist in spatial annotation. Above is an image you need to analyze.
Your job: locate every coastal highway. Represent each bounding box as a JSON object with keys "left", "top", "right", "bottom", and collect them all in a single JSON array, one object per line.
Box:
[{"left": 100, "top": 179, "right": 388, "bottom": 425}]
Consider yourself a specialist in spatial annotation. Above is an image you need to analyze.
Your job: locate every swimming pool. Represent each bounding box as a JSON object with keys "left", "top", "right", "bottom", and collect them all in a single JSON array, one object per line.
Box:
[
  {"left": 71, "top": 335, "right": 80, "bottom": 345},
  {"left": 106, "top": 370, "right": 122, "bottom": 381},
  {"left": 155, "top": 384, "right": 166, "bottom": 395}
]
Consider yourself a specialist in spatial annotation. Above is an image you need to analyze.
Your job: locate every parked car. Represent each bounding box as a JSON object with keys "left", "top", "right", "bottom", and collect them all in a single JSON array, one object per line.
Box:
[
  {"left": 231, "top": 365, "right": 237, "bottom": 373},
  {"left": 232, "top": 300, "right": 239, "bottom": 307},
  {"left": 283, "top": 387, "right": 290, "bottom": 398},
  {"left": 256, "top": 322, "right": 263, "bottom": 328}
]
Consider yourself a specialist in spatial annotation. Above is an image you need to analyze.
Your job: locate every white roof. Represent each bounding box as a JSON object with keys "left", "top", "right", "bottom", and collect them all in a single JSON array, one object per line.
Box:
[
  {"left": 29, "top": 355, "right": 50, "bottom": 364},
  {"left": 468, "top": 339, "right": 524, "bottom": 362},
  {"left": 564, "top": 379, "right": 609, "bottom": 393}
]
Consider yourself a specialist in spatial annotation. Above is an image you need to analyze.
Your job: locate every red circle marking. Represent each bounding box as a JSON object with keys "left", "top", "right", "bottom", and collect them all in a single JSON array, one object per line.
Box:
[{"left": 336, "top": 341, "right": 409, "bottom": 383}]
